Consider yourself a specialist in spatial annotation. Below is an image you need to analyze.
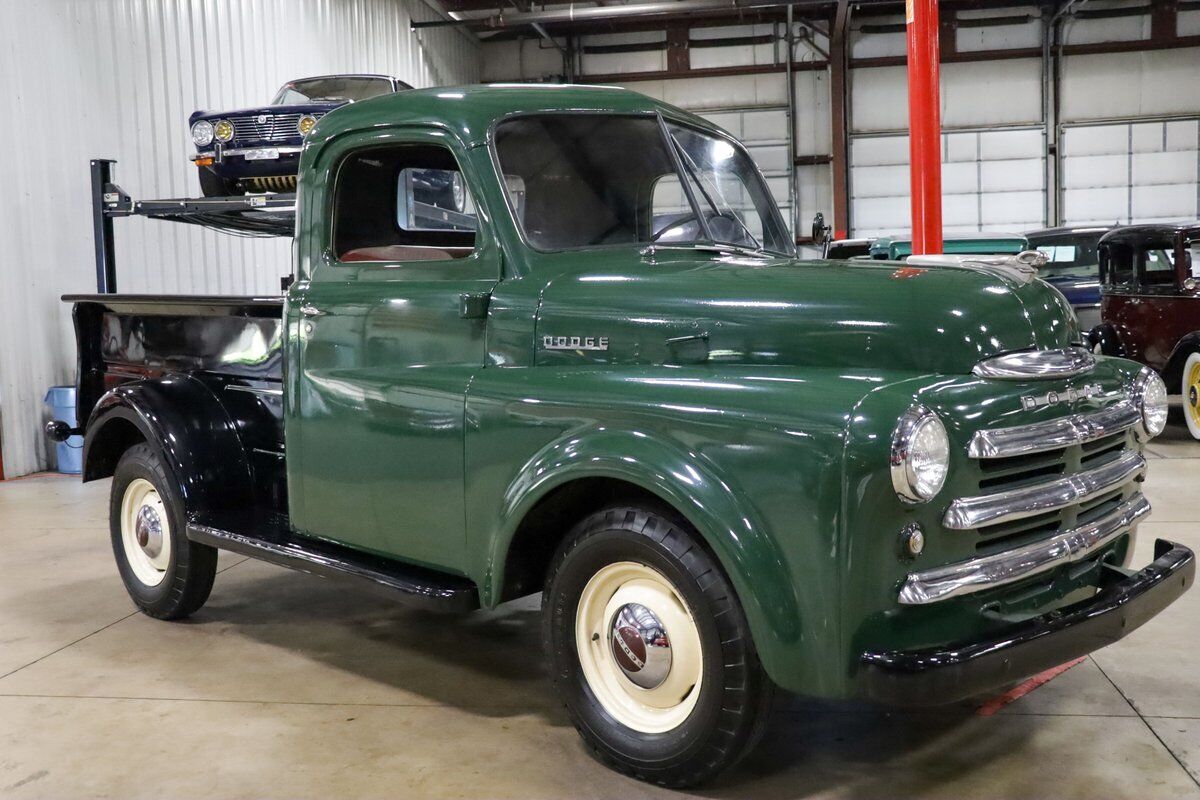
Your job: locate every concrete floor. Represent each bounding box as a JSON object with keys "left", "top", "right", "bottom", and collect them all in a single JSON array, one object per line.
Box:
[{"left": 1, "top": 412, "right": 1199, "bottom": 799}]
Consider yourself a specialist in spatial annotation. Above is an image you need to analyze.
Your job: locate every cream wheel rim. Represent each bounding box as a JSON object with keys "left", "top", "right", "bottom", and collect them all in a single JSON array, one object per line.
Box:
[
  {"left": 575, "top": 562, "right": 704, "bottom": 734},
  {"left": 120, "top": 478, "right": 171, "bottom": 587}
]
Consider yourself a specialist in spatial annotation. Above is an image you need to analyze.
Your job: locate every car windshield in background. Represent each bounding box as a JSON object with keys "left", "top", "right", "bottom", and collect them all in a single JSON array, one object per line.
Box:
[
  {"left": 1030, "top": 233, "right": 1101, "bottom": 279},
  {"left": 272, "top": 77, "right": 392, "bottom": 104},
  {"left": 493, "top": 114, "right": 793, "bottom": 256}
]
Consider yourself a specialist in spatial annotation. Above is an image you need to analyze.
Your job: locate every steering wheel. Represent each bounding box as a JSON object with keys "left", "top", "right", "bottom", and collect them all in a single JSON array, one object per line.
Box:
[
  {"left": 651, "top": 212, "right": 698, "bottom": 242},
  {"left": 651, "top": 210, "right": 748, "bottom": 243}
]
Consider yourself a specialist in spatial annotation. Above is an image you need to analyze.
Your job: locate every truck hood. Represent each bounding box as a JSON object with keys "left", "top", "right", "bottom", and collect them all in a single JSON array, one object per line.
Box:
[{"left": 533, "top": 249, "right": 1080, "bottom": 375}]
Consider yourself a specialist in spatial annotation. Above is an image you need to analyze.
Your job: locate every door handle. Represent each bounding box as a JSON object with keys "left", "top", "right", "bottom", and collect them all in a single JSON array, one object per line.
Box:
[
  {"left": 459, "top": 292, "right": 491, "bottom": 319},
  {"left": 299, "top": 304, "right": 326, "bottom": 318}
]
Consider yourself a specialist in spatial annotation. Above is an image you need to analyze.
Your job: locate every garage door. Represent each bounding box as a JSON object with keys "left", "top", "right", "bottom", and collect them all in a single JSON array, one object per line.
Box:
[
  {"left": 1060, "top": 118, "right": 1200, "bottom": 226},
  {"left": 850, "top": 127, "right": 1046, "bottom": 239}
]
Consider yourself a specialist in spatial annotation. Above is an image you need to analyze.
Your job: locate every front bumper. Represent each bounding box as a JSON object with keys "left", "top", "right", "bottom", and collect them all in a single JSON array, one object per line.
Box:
[
  {"left": 192, "top": 146, "right": 302, "bottom": 179},
  {"left": 859, "top": 539, "right": 1193, "bottom": 705}
]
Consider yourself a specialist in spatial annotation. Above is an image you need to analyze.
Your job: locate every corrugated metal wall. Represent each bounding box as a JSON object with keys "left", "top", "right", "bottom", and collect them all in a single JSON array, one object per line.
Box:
[{"left": 0, "top": 0, "right": 480, "bottom": 477}]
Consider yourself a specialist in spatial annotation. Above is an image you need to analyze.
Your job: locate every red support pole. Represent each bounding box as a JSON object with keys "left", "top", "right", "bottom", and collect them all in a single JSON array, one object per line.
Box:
[{"left": 906, "top": 0, "right": 943, "bottom": 255}]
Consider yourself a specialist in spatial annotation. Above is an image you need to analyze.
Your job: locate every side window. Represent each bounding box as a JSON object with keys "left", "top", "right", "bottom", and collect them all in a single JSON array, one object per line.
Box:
[
  {"left": 1187, "top": 238, "right": 1200, "bottom": 279},
  {"left": 1100, "top": 243, "right": 1134, "bottom": 287},
  {"left": 1138, "top": 246, "right": 1176, "bottom": 287},
  {"left": 333, "top": 144, "right": 476, "bottom": 264}
]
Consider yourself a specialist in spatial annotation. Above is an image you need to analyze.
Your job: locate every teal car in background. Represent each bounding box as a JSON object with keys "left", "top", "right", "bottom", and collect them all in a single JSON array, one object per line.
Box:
[{"left": 868, "top": 231, "right": 1029, "bottom": 260}]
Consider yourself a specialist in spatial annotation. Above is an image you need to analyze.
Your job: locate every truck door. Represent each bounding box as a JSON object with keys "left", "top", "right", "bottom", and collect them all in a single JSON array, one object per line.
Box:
[{"left": 285, "top": 131, "right": 498, "bottom": 572}]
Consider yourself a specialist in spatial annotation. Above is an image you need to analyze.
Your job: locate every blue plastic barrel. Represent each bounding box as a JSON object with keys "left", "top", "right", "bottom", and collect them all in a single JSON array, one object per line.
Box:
[{"left": 44, "top": 386, "right": 83, "bottom": 474}]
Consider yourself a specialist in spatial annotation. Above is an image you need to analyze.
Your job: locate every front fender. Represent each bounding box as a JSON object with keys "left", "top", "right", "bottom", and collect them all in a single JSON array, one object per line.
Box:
[
  {"left": 83, "top": 374, "right": 253, "bottom": 515},
  {"left": 485, "top": 426, "right": 801, "bottom": 644}
]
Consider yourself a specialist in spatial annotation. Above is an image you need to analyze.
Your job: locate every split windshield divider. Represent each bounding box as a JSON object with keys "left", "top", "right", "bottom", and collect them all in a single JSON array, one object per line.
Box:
[{"left": 657, "top": 113, "right": 717, "bottom": 249}]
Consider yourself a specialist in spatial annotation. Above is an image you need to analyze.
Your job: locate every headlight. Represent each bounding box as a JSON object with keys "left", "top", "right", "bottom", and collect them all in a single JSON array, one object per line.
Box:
[
  {"left": 297, "top": 114, "right": 318, "bottom": 136},
  {"left": 890, "top": 406, "right": 950, "bottom": 503},
  {"left": 1133, "top": 368, "right": 1168, "bottom": 440},
  {"left": 213, "top": 119, "right": 234, "bottom": 142},
  {"left": 191, "top": 120, "right": 214, "bottom": 146}
]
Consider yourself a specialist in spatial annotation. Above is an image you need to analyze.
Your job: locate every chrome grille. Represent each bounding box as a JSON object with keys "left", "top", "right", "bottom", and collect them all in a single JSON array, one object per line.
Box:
[
  {"left": 954, "top": 405, "right": 1142, "bottom": 556},
  {"left": 227, "top": 112, "right": 318, "bottom": 142},
  {"left": 900, "top": 398, "right": 1150, "bottom": 605}
]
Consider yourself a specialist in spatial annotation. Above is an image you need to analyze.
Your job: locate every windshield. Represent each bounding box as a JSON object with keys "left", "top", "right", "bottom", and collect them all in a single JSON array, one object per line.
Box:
[
  {"left": 492, "top": 113, "right": 793, "bottom": 255},
  {"left": 1029, "top": 233, "right": 1102, "bottom": 279},
  {"left": 272, "top": 77, "right": 392, "bottom": 105}
]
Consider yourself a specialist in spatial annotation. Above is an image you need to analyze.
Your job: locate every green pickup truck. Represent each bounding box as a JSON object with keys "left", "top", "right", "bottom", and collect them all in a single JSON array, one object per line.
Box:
[{"left": 63, "top": 85, "right": 1191, "bottom": 787}]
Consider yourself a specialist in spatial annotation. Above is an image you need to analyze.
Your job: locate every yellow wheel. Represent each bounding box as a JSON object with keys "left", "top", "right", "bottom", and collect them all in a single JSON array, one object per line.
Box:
[{"left": 1184, "top": 352, "right": 1200, "bottom": 440}]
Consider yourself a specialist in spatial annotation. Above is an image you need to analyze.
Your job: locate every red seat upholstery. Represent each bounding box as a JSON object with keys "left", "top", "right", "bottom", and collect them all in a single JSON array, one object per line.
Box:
[{"left": 339, "top": 245, "right": 471, "bottom": 262}]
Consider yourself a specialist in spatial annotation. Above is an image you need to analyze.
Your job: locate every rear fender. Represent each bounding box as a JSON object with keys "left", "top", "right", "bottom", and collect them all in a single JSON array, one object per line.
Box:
[{"left": 83, "top": 375, "right": 253, "bottom": 515}]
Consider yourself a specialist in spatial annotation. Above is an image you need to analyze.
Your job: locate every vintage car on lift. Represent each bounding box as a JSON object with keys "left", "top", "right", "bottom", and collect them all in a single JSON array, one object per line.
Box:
[
  {"left": 189, "top": 74, "right": 414, "bottom": 196},
  {"left": 58, "top": 86, "right": 1192, "bottom": 787},
  {"left": 1026, "top": 225, "right": 1110, "bottom": 330},
  {"left": 1091, "top": 223, "right": 1200, "bottom": 439}
]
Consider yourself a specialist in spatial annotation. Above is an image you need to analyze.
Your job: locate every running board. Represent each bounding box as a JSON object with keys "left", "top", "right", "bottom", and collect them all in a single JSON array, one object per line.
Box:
[{"left": 186, "top": 519, "right": 479, "bottom": 612}]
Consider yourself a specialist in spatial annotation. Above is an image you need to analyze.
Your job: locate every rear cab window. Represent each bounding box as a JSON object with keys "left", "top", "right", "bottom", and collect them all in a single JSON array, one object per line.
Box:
[{"left": 332, "top": 145, "right": 476, "bottom": 264}]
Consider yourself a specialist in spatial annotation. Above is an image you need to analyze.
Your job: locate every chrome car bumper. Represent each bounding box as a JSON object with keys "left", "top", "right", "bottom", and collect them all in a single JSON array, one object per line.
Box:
[{"left": 191, "top": 145, "right": 303, "bottom": 162}]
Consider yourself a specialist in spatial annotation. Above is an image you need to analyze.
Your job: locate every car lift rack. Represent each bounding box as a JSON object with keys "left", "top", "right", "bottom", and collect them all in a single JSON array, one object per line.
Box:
[{"left": 91, "top": 158, "right": 296, "bottom": 293}]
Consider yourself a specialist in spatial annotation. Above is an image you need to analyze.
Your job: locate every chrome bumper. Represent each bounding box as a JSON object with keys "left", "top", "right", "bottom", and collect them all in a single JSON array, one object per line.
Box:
[
  {"left": 191, "top": 145, "right": 303, "bottom": 162},
  {"left": 900, "top": 493, "right": 1151, "bottom": 605}
]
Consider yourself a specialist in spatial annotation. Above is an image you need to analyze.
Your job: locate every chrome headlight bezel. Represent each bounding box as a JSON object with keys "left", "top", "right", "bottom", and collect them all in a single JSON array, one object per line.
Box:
[
  {"left": 213, "top": 119, "right": 234, "bottom": 143},
  {"left": 191, "top": 120, "right": 214, "bottom": 147},
  {"left": 890, "top": 406, "right": 950, "bottom": 504},
  {"left": 1132, "top": 367, "right": 1168, "bottom": 441}
]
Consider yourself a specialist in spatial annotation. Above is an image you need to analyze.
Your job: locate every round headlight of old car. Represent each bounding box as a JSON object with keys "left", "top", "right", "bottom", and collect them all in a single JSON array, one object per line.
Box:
[
  {"left": 1133, "top": 367, "right": 1168, "bottom": 440},
  {"left": 890, "top": 406, "right": 950, "bottom": 503},
  {"left": 213, "top": 119, "right": 234, "bottom": 142},
  {"left": 191, "top": 120, "right": 214, "bottom": 146},
  {"left": 297, "top": 114, "right": 318, "bottom": 136}
]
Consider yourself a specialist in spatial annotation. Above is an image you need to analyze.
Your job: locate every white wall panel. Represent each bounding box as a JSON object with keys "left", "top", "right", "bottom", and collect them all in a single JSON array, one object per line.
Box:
[
  {"left": 614, "top": 72, "right": 787, "bottom": 110},
  {"left": 956, "top": 6, "right": 1042, "bottom": 51},
  {"left": 850, "top": 128, "right": 1045, "bottom": 238},
  {"left": 1061, "top": 118, "right": 1200, "bottom": 226},
  {"left": 1061, "top": 48, "right": 1200, "bottom": 122},
  {"left": 481, "top": 37, "right": 566, "bottom": 82},
  {"left": 851, "top": 58, "right": 1041, "bottom": 133},
  {"left": 0, "top": 0, "right": 479, "bottom": 477}
]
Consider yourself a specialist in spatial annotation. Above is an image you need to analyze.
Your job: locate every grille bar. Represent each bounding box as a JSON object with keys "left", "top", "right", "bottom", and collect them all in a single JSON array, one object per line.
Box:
[
  {"left": 944, "top": 451, "right": 1146, "bottom": 531},
  {"left": 899, "top": 493, "right": 1151, "bottom": 605},
  {"left": 228, "top": 113, "right": 307, "bottom": 142},
  {"left": 967, "top": 400, "right": 1140, "bottom": 459}
]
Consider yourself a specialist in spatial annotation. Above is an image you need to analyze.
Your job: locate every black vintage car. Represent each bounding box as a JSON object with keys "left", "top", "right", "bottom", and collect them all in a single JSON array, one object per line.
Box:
[{"left": 189, "top": 74, "right": 412, "bottom": 196}]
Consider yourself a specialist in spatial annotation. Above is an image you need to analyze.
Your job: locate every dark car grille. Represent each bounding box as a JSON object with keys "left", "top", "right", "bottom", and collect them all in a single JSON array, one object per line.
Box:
[{"left": 228, "top": 112, "right": 320, "bottom": 143}]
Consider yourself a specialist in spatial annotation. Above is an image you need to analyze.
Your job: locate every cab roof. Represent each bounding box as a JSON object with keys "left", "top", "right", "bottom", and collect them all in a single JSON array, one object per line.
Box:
[
  {"left": 1100, "top": 223, "right": 1200, "bottom": 245},
  {"left": 307, "top": 83, "right": 719, "bottom": 148}
]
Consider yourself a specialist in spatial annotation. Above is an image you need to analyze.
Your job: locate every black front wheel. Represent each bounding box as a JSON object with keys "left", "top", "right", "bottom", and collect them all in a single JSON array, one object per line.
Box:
[
  {"left": 543, "top": 505, "right": 773, "bottom": 788},
  {"left": 109, "top": 443, "right": 217, "bottom": 619}
]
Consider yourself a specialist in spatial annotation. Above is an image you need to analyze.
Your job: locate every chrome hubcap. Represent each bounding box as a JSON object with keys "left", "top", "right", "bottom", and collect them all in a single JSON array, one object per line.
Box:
[
  {"left": 608, "top": 602, "right": 672, "bottom": 690},
  {"left": 134, "top": 505, "right": 164, "bottom": 558}
]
